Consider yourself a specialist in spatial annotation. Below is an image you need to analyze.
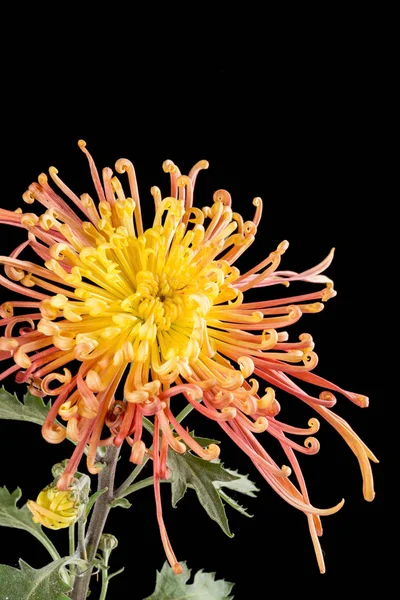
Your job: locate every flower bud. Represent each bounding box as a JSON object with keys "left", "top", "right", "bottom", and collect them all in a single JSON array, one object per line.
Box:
[
  {"left": 99, "top": 533, "right": 119, "bottom": 553},
  {"left": 27, "top": 483, "right": 80, "bottom": 530}
]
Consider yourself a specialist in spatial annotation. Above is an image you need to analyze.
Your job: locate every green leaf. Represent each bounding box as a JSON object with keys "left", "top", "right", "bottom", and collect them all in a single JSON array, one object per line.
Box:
[
  {"left": 0, "top": 559, "right": 70, "bottom": 599},
  {"left": 109, "top": 497, "right": 132, "bottom": 509},
  {"left": 187, "top": 431, "right": 221, "bottom": 448},
  {"left": 0, "top": 487, "right": 60, "bottom": 560},
  {"left": 0, "top": 387, "right": 90, "bottom": 455},
  {"left": 0, "top": 387, "right": 55, "bottom": 426},
  {"left": 142, "top": 416, "right": 154, "bottom": 434},
  {"left": 0, "top": 557, "right": 88, "bottom": 600},
  {"left": 108, "top": 566, "right": 125, "bottom": 581},
  {"left": 144, "top": 561, "right": 234, "bottom": 600},
  {"left": 86, "top": 487, "right": 108, "bottom": 517},
  {"left": 167, "top": 450, "right": 239, "bottom": 537},
  {"left": 212, "top": 463, "right": 259, "bottom": 518},
  {"left": 213, "top": 464, "right": 259, "bottom": 497},
  {"left": 217, "top": 490, "right": 253, "bottom": 518}
]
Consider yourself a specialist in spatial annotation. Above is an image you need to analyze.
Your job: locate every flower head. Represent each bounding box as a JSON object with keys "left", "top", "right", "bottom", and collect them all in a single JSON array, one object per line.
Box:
[
  {"left": 27, "top": 483, "right": 80, "bottom": 529},
  {"left": 0, "top": 142, "right": 376, "bottom": 573}
]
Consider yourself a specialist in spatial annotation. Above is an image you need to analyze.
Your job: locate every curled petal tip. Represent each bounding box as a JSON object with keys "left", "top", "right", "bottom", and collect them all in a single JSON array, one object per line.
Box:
[
  {"left": 175, "top": 441, "right": 187, "bottom": 454},
  {"left": 130, "top": 440, "right": 146, "bottom": 464},
  {"left": 173, "top": 563, "right": 183, "bottom": 575},
  {"left": 87, "top": 462, "right": 103, "bottom": 475},
  {"left": 56, "top": 473, "right": 74, "bottom": 491},
  {"left": 238, "top": 355, "right": 255, "bottom": 378},
  {"left": 281, "top": 465, "right": 291, "bottom": 477},
  {"left": 115, "top": 158, "right": 133, "bottom": 174},
  {"left": 23, "top": 190, "right": 35, "bottom": 204},
  {"left": 319, "top": 391, "right": 337, "bottom": 406},
  {"left": 308, "top": 418, "right": 320, "bottom": 433},
  {"left": 204, "top": 443, "right": 221, "bottom": 460},
  {"left": 177, "top": 175, "right": 190, "bottom": 188},
  {"left": 304, "top": 437, "right": 320, "bottom": 453},
  {"left": 253, "top": 417, "right": 269, "bottom": 432},
  {"left": 162, "top": 159, "right": 176, "bottom": 174},
  {"left": 357, "top": 395, "right": 369, "bottom": 408},
  {"left": 42, "top": 423, "right": 67, "bottom": 444},
  {"left": 213, "top": 189, "right": 231, "bottom": 206},
  {"left": 221, "top": 407, "right": 237, "bottom": 419},
  {"left": 322, "top": 284, "right": 337, "bottom": 301},
  {"left": 38, "top": 173, "right": 48, "bottom": 186}
]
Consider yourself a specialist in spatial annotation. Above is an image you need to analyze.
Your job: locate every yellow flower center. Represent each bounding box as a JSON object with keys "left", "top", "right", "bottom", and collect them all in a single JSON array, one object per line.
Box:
[{"left": 37, "top": 196, "right": 238, "bottom": 388}]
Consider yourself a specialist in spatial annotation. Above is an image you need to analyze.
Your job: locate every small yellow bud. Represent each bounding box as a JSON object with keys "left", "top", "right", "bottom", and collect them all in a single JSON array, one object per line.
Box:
[{"left": 27, "top": 483, "right": 80, "bottom": 530}]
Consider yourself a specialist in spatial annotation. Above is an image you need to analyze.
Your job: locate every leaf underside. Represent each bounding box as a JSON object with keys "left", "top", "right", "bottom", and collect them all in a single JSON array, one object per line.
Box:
[
  {"left": 144, "top": 561, "right": 234, "bottom": 600},
  {"left": 0, "top": 558, "right": 72, "bottom": 600}
]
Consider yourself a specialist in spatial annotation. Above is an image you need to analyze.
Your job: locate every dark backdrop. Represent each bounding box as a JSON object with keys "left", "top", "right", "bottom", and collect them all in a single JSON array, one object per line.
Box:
[{"left": 0, "top": 46, "right": 385, "bottom": 599}]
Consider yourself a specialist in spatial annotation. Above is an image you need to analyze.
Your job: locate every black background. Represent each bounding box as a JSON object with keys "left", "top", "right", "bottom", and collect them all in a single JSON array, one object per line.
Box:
[{"left": 0, "top": 23, "right": 386, "bottom": 600}]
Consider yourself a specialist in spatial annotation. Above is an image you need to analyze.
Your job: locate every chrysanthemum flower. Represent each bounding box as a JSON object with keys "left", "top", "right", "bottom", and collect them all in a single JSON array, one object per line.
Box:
[{"left": 0, "top": 141, "right": 377, "bottom": 573}]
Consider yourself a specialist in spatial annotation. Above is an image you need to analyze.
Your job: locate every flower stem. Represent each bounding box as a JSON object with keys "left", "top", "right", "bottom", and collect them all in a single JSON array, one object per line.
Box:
[
  {"left": 99, "top": 570, "right": 109, "bottom": 600},
  {"left": 71, "top": 445, "right": 120, "bottom": 600},
  {"left": 98, "top": 549, "right": 111, "bottom": 600},
  {"left": 77, "top": 517, "right": 87, "bottom": 562},
  {"left": 69, "top": 523, "right": 76, "bottom": 583},
  {"left": 114, "top": 455, "right": 149, "bottom": 498},
  {"left": 69, "top": 523, "right": 76, "bottom": 556},
  {"left": 175, "top": 402, "right": 195, "bottom": 423},
  {"left": 118, "top": 475, "right": 168, "bottom": 498}
]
